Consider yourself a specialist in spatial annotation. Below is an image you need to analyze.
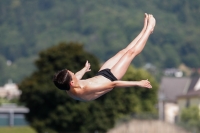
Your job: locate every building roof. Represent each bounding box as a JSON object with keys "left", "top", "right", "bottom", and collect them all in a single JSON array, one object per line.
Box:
[
  {"left": 178, "top": 89, "right": 200, "bottom": 98},
  {"left": 187, "top": 76, "right": 200, "bottom": 92},
  {"left": 159, "top": 77, "right": 191, "bottom": 102},
  {"left": 0, "top": 104, "right": 29, "bottom": 113}
]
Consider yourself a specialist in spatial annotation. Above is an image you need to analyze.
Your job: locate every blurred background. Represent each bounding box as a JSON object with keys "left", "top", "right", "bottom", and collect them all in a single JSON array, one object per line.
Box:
[{"left": 0, "top": 0, "right": 200, "bottom": 133}]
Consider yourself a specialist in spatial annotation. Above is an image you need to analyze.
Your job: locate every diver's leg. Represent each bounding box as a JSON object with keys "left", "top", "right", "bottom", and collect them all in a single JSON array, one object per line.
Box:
[
  {"left": 99, "top": 13, "right": 149, "bottom": 71},
  {"left": 111, "top": 14, "right": 156, "bottom": 79}
]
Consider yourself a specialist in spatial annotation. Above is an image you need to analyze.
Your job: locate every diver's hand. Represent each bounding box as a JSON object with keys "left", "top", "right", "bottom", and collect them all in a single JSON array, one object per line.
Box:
[{"left": 85, "top": 60, "right": 91, "bottom": 72}]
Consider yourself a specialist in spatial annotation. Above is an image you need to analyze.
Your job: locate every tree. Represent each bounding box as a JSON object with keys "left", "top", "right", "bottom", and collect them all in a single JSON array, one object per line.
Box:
[
  {"left": 0, "top": 55, "right": 7, "bottom": 85},
  {"left": 162, "top": 45, "right": 181, "bottom": 68},
  {"left": 2, "top": 0, "right": 200, "bottom": 84},
  {"left": 180, "top": 106, "right": 200, "bottom": 132},
  {"left": 19, "top": 42, "right": 158, "bottom": 133},
  {"left": 19, "top": 42, "right": 100, "bottom": 133}
]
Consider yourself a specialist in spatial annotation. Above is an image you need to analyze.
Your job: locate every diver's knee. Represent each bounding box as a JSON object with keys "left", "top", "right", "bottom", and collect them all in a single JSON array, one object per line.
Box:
[{"left": 118, "top": 49, "right": 127, "bottom": 56}]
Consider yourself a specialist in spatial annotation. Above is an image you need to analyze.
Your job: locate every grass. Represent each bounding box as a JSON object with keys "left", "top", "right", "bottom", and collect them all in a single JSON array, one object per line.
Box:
[{"left": 0, "top": 126, "right": 37, "bottom": 133}]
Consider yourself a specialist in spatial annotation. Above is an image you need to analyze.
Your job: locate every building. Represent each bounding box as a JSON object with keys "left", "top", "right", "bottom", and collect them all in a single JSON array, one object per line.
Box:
[
  {"left": 159, "top": 76, "right": 200, "bottom": 124},
  {"left": 177, "top": 76, "right": 200, "bottom": 119},
  {"left": 158, "top": 77, "right": 191, "bottom": 123},
  {"left": 177, "top": 90, "right": 200, "bottom": 114},
  {"left": 0, "top": 83, "right": 29, "bottom": 126},
  {"left": 0, "top": 104, "right": 29, "bottom": 126},
  {"left": 163, "top": 68, "right": 183, "bottom": 77}
]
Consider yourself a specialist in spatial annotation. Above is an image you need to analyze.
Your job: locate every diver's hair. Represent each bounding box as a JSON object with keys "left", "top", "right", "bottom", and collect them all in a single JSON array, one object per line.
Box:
[{"left": 53, "top": 69, "right": 72, "bottom": 91}]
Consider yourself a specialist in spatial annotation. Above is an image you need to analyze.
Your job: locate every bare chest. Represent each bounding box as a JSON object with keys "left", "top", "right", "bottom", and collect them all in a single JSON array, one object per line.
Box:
[
  {"left": 74, "top": 76, "right": 113, "bottom": 101},
  {"left": 86, "top": 75, "right": 111, "bottom": 86}
]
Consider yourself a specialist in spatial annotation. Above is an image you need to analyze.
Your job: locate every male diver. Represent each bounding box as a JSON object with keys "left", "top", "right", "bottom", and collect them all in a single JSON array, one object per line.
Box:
[{"left": 53, "top": 13, "right": 156, "bottom": 101}]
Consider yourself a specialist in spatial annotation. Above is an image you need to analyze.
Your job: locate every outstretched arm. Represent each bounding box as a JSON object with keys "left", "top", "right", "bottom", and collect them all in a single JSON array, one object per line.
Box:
[
  {"left": 113, "top": 80, "right": 152, "bottom": 88},
  {"left": 75, "top": 60, "right": 91, "bottom": 80},
  {"left": 89, "top": 79, "right": 152, "bottom": 93}
]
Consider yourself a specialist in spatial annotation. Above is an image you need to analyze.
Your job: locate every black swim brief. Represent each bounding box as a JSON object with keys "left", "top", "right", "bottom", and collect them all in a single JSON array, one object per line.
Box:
[{"left": 96, "top": 68, "right": 118, "bottom": 81}]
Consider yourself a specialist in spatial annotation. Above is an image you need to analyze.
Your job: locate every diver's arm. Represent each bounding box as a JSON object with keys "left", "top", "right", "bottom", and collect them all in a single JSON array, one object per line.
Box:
[
  {"left": 75, "top": 60, "right": 91, "bottom": 80},
  {"left": 113, "top": 80, "right": 152, "bottom": 88},
  {"left": 96, "top": 80, "right": 152, "bottom": 90},
  {"left": 87, "top": 80, "right": 152, "bottom": 94}
]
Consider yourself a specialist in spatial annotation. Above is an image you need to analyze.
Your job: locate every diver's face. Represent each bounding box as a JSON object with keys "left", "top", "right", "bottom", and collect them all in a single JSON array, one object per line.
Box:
[{"left": 68, "top": 70, "right": 78, "bottom": 86}]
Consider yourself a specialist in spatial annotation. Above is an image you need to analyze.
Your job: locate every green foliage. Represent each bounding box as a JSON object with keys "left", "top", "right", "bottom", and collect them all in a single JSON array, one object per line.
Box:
[
  {"left": 0, "top": 98, "right": 21, "bottom": 106},
  {"left": 0, "top": 126, "right": 36, "bottom": 133},
  {"left": 180, "top": 106, "right": 200, "bottom": 132},
  {"left": 0, "top": 55, "right": 7, "bottom": 85},
  {"left": 1, "top": 0, "right": 200, "bottom": 84},
  {"left": 19, "top": 42, "right": 158, "bottom": 133},
  {"left": 19, "top": 42, "right": 100, "bottom": 132},
  {"left": 162, "top": 45, "right": 181, "bottom": 68}
]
